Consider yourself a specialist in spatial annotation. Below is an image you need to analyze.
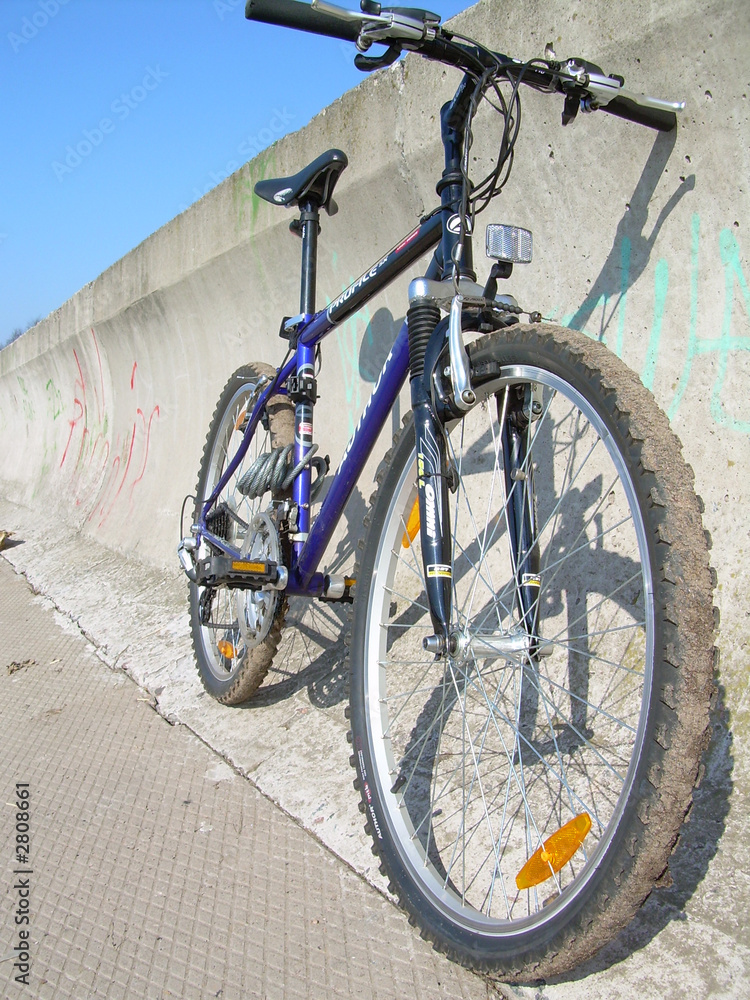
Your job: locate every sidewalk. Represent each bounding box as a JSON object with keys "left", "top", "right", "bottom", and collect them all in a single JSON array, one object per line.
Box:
[{"left": 0, "top": 555, "right": 488, "bottom": 1000}]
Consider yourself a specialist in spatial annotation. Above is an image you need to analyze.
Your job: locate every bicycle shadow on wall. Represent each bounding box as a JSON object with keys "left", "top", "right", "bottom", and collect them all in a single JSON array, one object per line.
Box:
[
  {"left": 544, "top": 131, "right": 732, "bottom": 984},
  {"left": 566, "top": 129, "right": 695, "bottom": 344},
  {"left": 243, "top": 308, "right": 406, "bottom": 712}
]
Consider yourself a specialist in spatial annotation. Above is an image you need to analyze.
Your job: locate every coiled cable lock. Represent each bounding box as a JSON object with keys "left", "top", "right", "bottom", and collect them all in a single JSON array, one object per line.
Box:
[{"left": 236, "top": 444, "right": 327, "bottom": 500}]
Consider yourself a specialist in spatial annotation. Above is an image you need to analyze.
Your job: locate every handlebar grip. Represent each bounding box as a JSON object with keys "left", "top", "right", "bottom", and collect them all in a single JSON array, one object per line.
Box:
[
  {"left": 245, "top": 0, "right": 361, "bottom": 41},
  {"left": 600, "top": 95, "right": 678, "bottom": 133}
]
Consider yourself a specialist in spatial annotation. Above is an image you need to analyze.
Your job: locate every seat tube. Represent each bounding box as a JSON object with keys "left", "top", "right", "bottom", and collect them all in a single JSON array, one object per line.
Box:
[
  {"left": 292, "top": 199, "right": 320, "bottom": 557},
  {"left": 292, "top": 342, "right": 315, "bottom": 555}
]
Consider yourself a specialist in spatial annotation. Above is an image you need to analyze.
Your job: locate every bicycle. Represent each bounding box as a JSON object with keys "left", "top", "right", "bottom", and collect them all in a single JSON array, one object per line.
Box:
[{"left": 177, "top": 0, "right": 716, "bottom": 980}]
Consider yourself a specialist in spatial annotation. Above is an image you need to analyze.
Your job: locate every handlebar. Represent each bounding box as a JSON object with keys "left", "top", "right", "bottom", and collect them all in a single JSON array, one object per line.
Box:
[
  {"left": 244, "top": 0, "right": 685, "bottom": 133},
  {"left": 599, "top": 95, "right": 681, "bottom": 132},
  {"left": 244, "top": 0, "right": 360, "bottom": 41}
]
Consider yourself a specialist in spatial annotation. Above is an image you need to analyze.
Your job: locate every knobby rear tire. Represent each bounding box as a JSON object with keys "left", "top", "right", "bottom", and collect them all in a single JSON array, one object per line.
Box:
[
  {"left": 347, "top": 324, "right": 715, "bottom": 979},
  {"left": 189, "top": 363, "right": 294, "bottom": 705}
]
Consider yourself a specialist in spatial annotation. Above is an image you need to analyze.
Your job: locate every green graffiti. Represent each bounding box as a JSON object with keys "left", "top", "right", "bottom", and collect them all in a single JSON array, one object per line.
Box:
[
  {"left": 16, "top": 375, "right": 34, "bottom": 421},
  {"left": 667, "top": 214, "right": 701, "bottom": 420},
  {"left": 234, "top": 149, "right": 276, "bottom": 235},
  {"left": 668, "top": 217, "right": 750, "bottom": 431},
  {"left": 615, "top": 237, "right": 631, "bottom": 358},
  {"left": 46, "top": 378, "right": 62, "bottom": 420},
  {"left": 642, "top": 257, "right": 669, "bottom": 391}
]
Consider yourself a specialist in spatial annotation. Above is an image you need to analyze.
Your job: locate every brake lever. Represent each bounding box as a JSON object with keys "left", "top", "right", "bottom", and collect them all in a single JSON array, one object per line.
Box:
[
  {"left": 354, "top": 43, "right": 402, "bottom": 71},
  {"left": 311, "top": 0, "right": 388, "bottom": 24}
]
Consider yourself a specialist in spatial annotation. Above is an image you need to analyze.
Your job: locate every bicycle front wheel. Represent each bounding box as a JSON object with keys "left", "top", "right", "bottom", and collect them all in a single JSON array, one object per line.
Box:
[{"left": 348, "top": 324, "right": 714, "bottom": 978}]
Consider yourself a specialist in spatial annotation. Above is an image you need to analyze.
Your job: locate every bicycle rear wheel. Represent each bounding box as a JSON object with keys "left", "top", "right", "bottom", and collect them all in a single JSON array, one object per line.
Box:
[
  {"left": 189, "top": 363, "right": 294, "bottom": 704},
  {"left": 348, "top": 324, "right": 714, "bottom": 978}
]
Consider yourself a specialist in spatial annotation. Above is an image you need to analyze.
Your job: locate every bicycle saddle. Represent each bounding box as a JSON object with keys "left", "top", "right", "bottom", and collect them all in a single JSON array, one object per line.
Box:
[{"left": 254, "top": 148, "right": 348, "bottom": 214}]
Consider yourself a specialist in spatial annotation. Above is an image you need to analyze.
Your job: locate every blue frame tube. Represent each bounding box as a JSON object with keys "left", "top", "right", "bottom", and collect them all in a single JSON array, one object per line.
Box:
[
  {"left": 197, "top": 212, "right": 444, "bottom": 595},
  {"left": 292, "top": 340, "right": 316, "bottom": 560},
  {"left": 290, "top": 320, "right": 410, "bottom": 593}
]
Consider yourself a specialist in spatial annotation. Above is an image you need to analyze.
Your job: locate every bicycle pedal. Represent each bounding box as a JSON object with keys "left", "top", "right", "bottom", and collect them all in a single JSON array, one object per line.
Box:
[{"left": 194, "top": 555, "right": 287, "bottom": 591}]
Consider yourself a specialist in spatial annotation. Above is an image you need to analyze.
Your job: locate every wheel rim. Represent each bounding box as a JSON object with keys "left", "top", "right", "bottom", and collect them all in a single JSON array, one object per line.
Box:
[
  {"left": 363, "top": 365, "right": 654, "bottom": 936},
  {"left": 196, "top": 381, "right": 280, "bottom": 684}
]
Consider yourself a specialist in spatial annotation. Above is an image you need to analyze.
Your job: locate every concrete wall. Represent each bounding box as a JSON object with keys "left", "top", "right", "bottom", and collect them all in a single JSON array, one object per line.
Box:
[
  {"left": 1, "top": 0, "right": 748, "bottom": 669},
  {"left": 1, "top": 0, "right": 746, "bottom": 577}
]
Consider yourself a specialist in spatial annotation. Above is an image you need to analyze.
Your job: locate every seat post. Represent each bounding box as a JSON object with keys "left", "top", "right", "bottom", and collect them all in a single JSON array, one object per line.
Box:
[{"left": 299, "top": 199, "right": 320, "bottom": 315}]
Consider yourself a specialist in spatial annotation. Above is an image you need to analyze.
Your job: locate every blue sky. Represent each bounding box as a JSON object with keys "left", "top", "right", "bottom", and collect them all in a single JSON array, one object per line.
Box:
[{"left": 0, "top": 0, "right": 470, "bottom": 344}]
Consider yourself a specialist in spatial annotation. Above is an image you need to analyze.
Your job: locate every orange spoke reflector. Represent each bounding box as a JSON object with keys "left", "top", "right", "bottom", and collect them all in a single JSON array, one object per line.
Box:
[
  {"left": 516, "top": 813, "right": 592, "bottom": 891},
  {"left": 401, "top": 498, "right": 420, "bottom": 548},
  {"left": 217, "top": 639, "right": 238, "bottom": 659},
  {"left": 234, "top": 407, "right": 248, "bottom": 432}
]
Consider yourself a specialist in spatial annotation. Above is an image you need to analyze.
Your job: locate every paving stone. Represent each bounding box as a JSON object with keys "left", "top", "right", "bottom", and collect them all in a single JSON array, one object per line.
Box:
[{"left": 0, "top": 556, "right": 486, "bottom": 1000}]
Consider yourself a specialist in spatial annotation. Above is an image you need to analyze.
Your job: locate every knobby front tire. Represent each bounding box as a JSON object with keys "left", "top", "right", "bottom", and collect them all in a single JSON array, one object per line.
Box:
[
  {"left": 347, "top": 324, "right": 715, "bottom": 979},
  {"left": 189, "top": 363, "right": 294, "bottom": 705}
]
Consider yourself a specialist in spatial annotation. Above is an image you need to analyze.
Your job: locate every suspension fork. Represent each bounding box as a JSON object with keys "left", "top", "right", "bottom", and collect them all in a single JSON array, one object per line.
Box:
[
  {"left": 407, "top": 299, "right": 454, "bottom": 654},
  {"left": 500, "top": 398, "right": 541, "bottom": 642}
]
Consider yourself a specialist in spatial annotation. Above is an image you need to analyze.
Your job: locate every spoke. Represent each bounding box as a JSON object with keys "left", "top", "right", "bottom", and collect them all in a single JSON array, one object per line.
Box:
[
  {"left": 452, "top": 535, "right": 515, "bottom": 626},
  {"left": 546, "top": 402, "right": 583, "bottom": 555},
  {"left": 535, "top": 426, "right": 603, "bottom": 549},
  {"left": 447, "top": 412, "right": 505, "bottom": 631},
  {"left": 441, "top": 662, "right": 506, "bottom": 897},
  {"left": 454, "top": 661, "right": 605, "bottom": 824},
  {"left": 537, "top": 512, "right": 634, "bottom": 599},
  {"left": 383, "top": 660, "right": 450, "bottom": 750},
  {"left": 557, "top": 621, "right": 647, "bottom": 643},
  {"left": 382, "top": 584, "right": 431, "bottom": 615},
  {"left": 533, "top": 667, "right": 638, "bottom": 734},
  {"left": 543, "top": 571, "right": 645, "bottom": 654},
  {"left": 533, "top": 632, "right": 646, "bottom": 678},
  {"left": 523, "top": 667, "right": 629, "bottom": 788}
]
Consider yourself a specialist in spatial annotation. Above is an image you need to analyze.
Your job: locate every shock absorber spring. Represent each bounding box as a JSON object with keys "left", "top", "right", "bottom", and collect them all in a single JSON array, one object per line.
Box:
[{"left": 407, "top": 299, "right": 441, "bottom": 382}]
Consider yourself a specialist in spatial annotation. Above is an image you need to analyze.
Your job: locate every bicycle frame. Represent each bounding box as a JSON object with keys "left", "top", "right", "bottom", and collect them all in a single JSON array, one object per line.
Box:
[
  {"left": 196, "top": 210, "right": 444, "bottom": 597},
  {"left": 192, "top": 65, "right": 531, "bottom": 635}
]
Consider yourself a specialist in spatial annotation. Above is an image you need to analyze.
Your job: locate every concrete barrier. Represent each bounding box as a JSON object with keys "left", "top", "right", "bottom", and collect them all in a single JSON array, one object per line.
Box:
[{"left": 1, "top": 0, "right": 747, "bottom": 994}]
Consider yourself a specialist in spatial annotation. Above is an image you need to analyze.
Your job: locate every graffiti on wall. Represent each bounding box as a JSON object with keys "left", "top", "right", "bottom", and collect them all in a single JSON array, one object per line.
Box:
[
  {"left": 557, "top": 216, "right": 749, "bottom": 434},
  {"left": 326, "top": 214, "right": 748, "bottom": 442},
  {"left": 56, "top": 330, "right": 161, "bottom": 527},
  {"left": 0, "top": 328, "right": 164, "bottom": 527}
]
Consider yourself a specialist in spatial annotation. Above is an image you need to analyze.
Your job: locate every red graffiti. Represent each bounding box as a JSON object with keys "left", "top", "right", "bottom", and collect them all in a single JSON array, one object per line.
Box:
[{"left": 59, "top": 328, "right": 160, "bottom": 526}]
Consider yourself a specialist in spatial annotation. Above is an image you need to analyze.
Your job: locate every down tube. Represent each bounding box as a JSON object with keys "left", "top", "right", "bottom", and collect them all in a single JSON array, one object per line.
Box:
[{"left": 291, "top": 320, "right": 410, "bottom": 592}]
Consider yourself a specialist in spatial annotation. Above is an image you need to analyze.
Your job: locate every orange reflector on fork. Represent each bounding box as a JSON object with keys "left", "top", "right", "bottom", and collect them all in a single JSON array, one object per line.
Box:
[
  {"left": 516, "top": 813, "right": 592, "bottom": 890},
  {"left": 401, "top": 498, "right": 420, "bottom": 548}
]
